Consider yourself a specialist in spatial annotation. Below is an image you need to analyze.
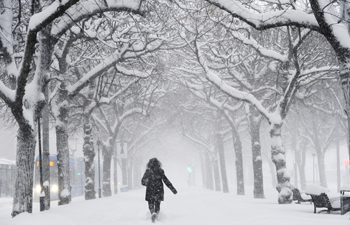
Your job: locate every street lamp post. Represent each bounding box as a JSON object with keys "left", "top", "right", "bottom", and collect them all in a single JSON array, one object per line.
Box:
[
  {"left": 114, "top": 146, "right": 118, "bottom": 194},
  {"left": 312, "top": 153, "right": 316, "bottom": 185},
  {"left": 97, "top": 139, "right": 101, "bottom": 198},
  {"left": 37, "top": 113, "right": 45, "bottom": 211}
]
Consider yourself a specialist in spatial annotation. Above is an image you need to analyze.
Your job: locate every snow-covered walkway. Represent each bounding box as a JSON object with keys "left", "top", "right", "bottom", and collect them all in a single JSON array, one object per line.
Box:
[{"left": 0, "top": 186, "right": 349, "bottom": 225}]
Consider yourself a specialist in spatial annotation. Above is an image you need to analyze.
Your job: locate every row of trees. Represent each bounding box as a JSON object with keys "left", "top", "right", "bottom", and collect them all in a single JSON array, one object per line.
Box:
[{"left": 0, "top": 0, "right": 349, "bottom": 217}]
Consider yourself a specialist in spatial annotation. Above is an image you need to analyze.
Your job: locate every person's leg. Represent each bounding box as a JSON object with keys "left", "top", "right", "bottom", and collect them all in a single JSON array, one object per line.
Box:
[
  {"left": 148, "top": 200, "right": 155, "bottom": 214},
  {"left": 150, "top": 200, "right": 157, "bottom": 222},
  {"left": 155, "top": 201, "right": 161, "bottom": 215}
]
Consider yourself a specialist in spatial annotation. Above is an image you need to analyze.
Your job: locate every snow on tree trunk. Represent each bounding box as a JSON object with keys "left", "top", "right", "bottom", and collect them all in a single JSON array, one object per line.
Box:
[
  {"left": 266, "top": 158, "right": 277, "bottom": 188},
  {"left": 270, "top": 122, "right": 292, "bottom": 204},
  {"left": 102, "top": 145, "right": 112, "bottom": 197},
  {"left": 55, "top": 83, "right": 71, "bottom": 205},
  {"left": 231, "top": 128, "right": 245, "bottom": 195},
  {"left": 83, "top": 122, "right": 96, "bottom": 200},
  {"left": 212, "top": 157, "right": 221, "bottom": 191},
  {"left": 217, "top": 133, "right": 229, "bottom": 193},
  {"left": 11, "top": 125, "right": 36, "bottom": 217},
  {"left": 248, "top": 107, "right": 265, "bottom": 199},
  {"left": 205, "top": 152, "right": 214, "bottom": 190}
]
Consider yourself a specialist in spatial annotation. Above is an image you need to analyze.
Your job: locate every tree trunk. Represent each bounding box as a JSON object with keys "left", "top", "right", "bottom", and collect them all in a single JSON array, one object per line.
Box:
[
  {"left": 200, "top": 153, "right": 206, "bottom": 188},
  {"left": 270, "top": 122, "right": 292, "bottom": 203},
  {"left": 127, "top": 158, "right": 133, "bottom": 190},
  {"left": 217, "top": 133, "right": 229, "bottom": 193},
  {"left": 113, "top": 156, "right": 118, "bottom": 194},
  {"left": 248, "top": 107, "right": 265, "bottom": 199},
  {"left": 317, "top": 152, "right": 328, "bottom": 188},
  {"left": 232, "top": 128, "right": 245, "bottom": 195},
  {"left": 38, "top": 22, "right": 53, "bottom": 210},
  {"left": 102, "top": 145, "right": 112, "bottom": 197},
  {"left": 205, "top": 152, "right": 214, "bottom": 190},
  {"left": 212, "top": 157, "right": 221, "bottom": 191},
  {"left": 121, "top": 158, "right": 128, "bottom": 185},
  {"left": 133, "top": 156, "right": 142, "bottom": 190},
  {"left": 299, "top": 149, "right": 307, "bottom": 190},
  {"left": 267, "top": 158, "right": 277, "bottom": 188},
  {"left": 55, "top": 83, "right": 71, "bottom": 205},
  {"left": 83, "top": 121, "right": 96, "bottom": 200},
  {"left": 11, "top": 125, "right": 36, "bottom": 217}
]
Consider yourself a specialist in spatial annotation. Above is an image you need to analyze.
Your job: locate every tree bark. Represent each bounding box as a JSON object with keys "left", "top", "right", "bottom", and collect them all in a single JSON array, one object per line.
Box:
[
  {"left": 113, "top": 155, "right": 118, "bottom": 194},
  {"left": 83, "top": 121, "right": 96, "bottom": 200},
  {"left": 316, "top": 152, "right": 327, "bottom": 187},
  {"left": 11, "top": 125, "right": 36, "bottom": 217},
  {"left": 38, "top": 24, "right": 53, "bottom": 210},
  {"left": 102, "top": 145, "right": 112, "bottom": 197},
  {"left": 212, "top": 158, "right": 221, "bottom": 192},
  {"left": 231, "top": 127, "right": 245, "bottom": 195},
  {"left": 217, "top": 133, "right": 229, "bottom": 193},
  {"left": 248, "top": 106, "right": 265, "bottom": 199},
  {"left": 56, "top": 83, "right": 71, "bottom": 205}
]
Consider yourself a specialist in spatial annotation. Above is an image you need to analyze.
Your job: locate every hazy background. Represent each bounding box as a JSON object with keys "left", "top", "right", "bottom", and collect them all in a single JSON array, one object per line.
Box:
[{"left": 1, "top": 117, "right": 349, "bottom": 191}]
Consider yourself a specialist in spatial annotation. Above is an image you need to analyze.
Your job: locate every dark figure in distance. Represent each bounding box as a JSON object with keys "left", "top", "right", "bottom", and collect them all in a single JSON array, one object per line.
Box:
[{"left": 141, "top": 158, "right": 177, "bottom": 222}]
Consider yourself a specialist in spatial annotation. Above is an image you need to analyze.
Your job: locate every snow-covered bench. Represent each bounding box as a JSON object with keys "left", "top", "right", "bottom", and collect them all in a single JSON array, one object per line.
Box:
[
  {"left": 292, "top": 188, "right": 312, "bottom": 204},
  {"left": 305, "top": 184, "right": 341, "bottom": 214},
  {"left": 309, "top": 193, "right": 341, "bottom": 213}
]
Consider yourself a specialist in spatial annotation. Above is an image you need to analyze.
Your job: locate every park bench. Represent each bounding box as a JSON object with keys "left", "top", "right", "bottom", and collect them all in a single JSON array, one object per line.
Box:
[
  {"left": 292, "top": 188, "right": 312, "bottom": 204},
  {"left": 309, "top": 193, "right": 341, "bottom": 214}
]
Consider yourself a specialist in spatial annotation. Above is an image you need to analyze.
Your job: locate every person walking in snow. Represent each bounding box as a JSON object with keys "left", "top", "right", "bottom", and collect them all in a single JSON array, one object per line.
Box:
[{"left": 141, "top": 158, "right": 177, "bottom": 222}]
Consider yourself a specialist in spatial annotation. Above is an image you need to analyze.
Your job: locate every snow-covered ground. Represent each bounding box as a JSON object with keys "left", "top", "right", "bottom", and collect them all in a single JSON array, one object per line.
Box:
[{"left": 0, "top": 186, "right": 349, "bottom": 225}]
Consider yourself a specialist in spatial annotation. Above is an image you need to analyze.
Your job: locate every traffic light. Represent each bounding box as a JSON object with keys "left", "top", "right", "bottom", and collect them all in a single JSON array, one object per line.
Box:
[
  {"left": 187, "top": 166, "right": 192, "bottom": 173},
  {"left": 345, "top": 160, "right": 350, "bottom": 167}
]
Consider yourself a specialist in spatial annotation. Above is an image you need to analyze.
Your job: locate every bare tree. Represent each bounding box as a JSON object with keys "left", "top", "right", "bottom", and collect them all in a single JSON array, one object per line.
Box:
[{"left": 202, "top": 0, "right": 350, "bottom": 203}]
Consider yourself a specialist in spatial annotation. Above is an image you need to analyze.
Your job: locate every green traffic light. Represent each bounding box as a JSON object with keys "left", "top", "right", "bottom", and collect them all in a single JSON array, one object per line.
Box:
[{"left": 187, "top": 166, "right": 192, "bottom": 173}]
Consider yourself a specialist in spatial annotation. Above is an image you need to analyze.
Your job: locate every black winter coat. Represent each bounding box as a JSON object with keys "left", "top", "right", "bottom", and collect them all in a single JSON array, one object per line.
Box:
[{"left": 141, "top": 168, "right": 176, "bottom": 201}]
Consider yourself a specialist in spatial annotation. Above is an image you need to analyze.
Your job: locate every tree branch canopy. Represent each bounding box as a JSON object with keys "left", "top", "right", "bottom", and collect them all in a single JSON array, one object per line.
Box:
[
  {"left": 51, "top": 0, "right": 143, "bottom": 37},
  {"left": 204, "top": 0, "right": 320, "bottom": 31}
]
